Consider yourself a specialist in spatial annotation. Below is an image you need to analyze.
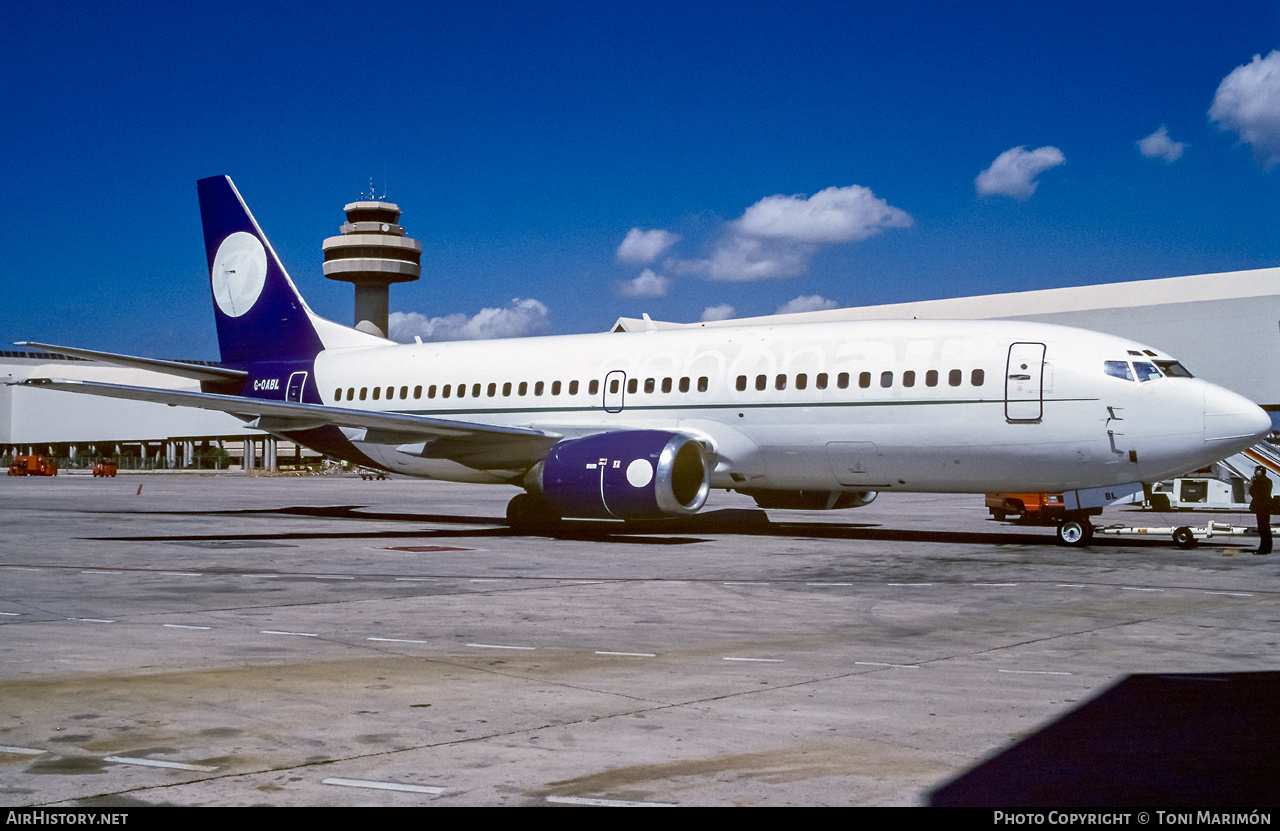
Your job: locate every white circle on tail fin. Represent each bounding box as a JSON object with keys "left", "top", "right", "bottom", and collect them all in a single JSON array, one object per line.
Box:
[{"left": 211, "top": 232, "right": 267, "bottom": 317}]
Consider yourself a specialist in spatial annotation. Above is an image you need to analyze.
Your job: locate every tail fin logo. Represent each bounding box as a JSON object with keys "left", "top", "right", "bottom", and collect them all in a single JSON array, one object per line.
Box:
[{"left": 211, "top": 231, "right": 268, "bottom": 318}]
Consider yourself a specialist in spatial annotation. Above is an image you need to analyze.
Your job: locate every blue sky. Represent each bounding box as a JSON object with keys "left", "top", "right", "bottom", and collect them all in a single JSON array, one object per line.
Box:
[{"left": 3, "top": 0, "right": 1278, "bottom": 359}]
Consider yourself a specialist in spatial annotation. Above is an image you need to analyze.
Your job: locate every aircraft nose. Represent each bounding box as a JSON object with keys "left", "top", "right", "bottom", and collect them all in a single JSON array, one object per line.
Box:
[{"left": 1203, "top": 383, "right": 1272, "bottom": 450}]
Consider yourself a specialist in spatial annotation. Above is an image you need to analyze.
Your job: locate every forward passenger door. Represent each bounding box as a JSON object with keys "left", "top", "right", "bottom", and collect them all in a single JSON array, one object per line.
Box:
[{"left": 1005, "top": 343, "right": 1045, "bottom": 422}]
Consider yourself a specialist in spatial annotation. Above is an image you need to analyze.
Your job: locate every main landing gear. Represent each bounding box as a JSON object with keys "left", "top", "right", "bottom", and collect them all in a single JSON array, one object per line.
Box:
[{"left": 505, "top": 492, "right": 562, "bottom": 533}]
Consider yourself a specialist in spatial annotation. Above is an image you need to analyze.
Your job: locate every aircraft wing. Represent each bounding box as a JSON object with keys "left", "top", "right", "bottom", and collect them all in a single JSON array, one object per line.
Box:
[{"left": 13, "top": 378, "right": 561, "bottom": 467}]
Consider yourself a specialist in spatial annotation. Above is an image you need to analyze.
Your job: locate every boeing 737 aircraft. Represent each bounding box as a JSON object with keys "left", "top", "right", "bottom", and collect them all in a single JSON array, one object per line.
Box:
[{"left": 16, "top": 176, "right": 1273, "bottom": 544}]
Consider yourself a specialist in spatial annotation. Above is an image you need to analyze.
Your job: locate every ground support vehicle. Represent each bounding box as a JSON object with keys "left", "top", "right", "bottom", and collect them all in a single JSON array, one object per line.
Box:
[{"left": 8, "top": 455, "right": 58, "bottom": 476}]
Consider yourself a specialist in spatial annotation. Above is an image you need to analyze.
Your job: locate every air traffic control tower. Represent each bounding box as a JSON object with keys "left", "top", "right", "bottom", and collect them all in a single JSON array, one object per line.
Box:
[{"left": 321, "top": 197, "right": 422, "bottom": 338}]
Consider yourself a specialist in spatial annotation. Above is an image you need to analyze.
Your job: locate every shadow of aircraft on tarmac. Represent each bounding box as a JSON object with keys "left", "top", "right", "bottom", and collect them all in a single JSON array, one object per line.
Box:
[{"left": 930, "top": 671, "right": 1280, "bottom": 807}]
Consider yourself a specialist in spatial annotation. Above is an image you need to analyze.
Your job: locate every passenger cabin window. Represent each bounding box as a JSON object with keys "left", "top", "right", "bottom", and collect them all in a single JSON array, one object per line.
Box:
[
  {"left": 902, "top": 370, "right": 915, "bottom": 388},
  {"left": 414, "top": 385, "right": 422, "bottom": 399},
  {"left": 971, "top": 369, "right": 984, "bottom": 386},
  {"left": 661, "top": 378, "right": 672, "bottom": 393},
  {"left": 857, "top": 372, "right": 869, "bottom": 389},
  {"left": 697, "top": 376, "right": 708, "bottom": 392},
  {"left": 570, "top": 380, "right": 580, "bottom": 394},
  {"left": 679, "top": 377, "right": 690, "bottom": 393},
  {"left": 926, "top": 370, "right": 938, "bottom": 387},
  {"left": 948, "top": 369, "right": 962, "bottom": 387},
  {"left": 589, "top": 380, "right": 600, "bottom": 395},
  {"left": 816, "top": 373, "right": 828, "bottom": 390}
]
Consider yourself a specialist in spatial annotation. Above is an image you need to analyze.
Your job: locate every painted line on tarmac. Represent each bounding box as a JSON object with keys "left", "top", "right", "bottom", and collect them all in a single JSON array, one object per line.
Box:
[
  {"left": 0, "top": 746, "right": 45, "bottom": 755},
  {"left": 260, "top": 630, "right": 318, "bottom": 637},
  {"left": 595, "top": 651, "right": 656, "bottom": 657},
  {"left": 323, "top": 777, "right": 444, "bottom": 794},
  {"left": 467, "top": 643, "right": 535, "bottom": 650},
  {"left": 163, "top": 624, "right": 211, "bottom": 630},
  {"left": 998, "top": 669, "right": 1072, "bottom": 675},
  {"left": 723, "top": 657, "right": 783, "bottom": 662},
  {"left": 68, "top": 618, "right": 114, "bottom": 623},
  {"left": 547, "top": 795, "right": 674, "bottom": 807},
  {"left": 104, "top": 756, "right": 217, "bottom": 772},
  {"left": 369, "top": 637, "right": 428, "bottom": 644},
  {"left": 855, "top": 661, "right": 919, "bottom": 669}
]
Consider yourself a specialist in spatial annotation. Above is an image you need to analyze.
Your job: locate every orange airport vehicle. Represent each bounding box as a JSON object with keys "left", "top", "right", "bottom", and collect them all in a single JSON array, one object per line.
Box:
[
  {"left": 8, "top": 455, "right": 58, "bottom": 477},
  {"left": 92, "top": 459, "right": 118, "bottom": 477}
]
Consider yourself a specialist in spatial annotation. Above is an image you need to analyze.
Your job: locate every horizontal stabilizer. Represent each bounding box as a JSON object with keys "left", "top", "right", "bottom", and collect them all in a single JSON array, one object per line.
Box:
[{"left": 15, "top": 342, "right": 247, "bottom": 384}]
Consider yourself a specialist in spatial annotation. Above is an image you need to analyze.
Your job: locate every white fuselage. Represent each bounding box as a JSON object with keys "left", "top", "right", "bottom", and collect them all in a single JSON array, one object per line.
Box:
[{"left": 308, "top": 318, "right": 1268, "bottom": 495}]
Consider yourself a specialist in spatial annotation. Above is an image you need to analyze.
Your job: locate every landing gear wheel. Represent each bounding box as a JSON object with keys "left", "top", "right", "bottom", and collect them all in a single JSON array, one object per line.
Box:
[
  {"left": 505, "top": 493, "right": 562, "bottom": 534},
  {"left": 1056, "top": 519, "right": 1094, "bottom": 547},
  {"left": 1172, "top": 526, "right": 1197, "bottom": 549}
]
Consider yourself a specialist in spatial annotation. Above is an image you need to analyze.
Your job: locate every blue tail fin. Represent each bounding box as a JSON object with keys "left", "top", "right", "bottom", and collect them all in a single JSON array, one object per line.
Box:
[{"left": 198, "top": 176, "right": 385, "bottom": 366}]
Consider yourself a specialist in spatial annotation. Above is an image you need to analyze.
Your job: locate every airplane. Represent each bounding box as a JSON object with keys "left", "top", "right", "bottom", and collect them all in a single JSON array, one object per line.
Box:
[{"left": 14, "top": 175, "right": 1273, "bottom": 545}]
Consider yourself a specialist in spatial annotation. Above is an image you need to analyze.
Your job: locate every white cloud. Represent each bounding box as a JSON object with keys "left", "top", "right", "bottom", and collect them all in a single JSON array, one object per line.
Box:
[
  {"left": 1209, "top": 50, "right": 1280, "bottom": 170},
  {"left": 617, "top": 268, "right": 670, "bottom": 298},
  {"left": 776, "top": 294, "right": 840, "bottom": 315},
  {"left": 388, "top": 298, "right": 551, "bottom": 342},
  {"left": 734, "top": 185, "right": 914, "bottom": 244},
  {"left": 975, "top": 145, "right": 1066, "bottom": 198},
  {"left": 616, "top": 228, "right": 681, "bottom": 265},
  {"left": 1137, "top": 125, "right": 1187, "bottom": 163},
  {"left": 700, "top": 303, "right": 736, "bottom": 322},
  {"left": 671, "top": 185, "right": 911, "bottom": 282}
]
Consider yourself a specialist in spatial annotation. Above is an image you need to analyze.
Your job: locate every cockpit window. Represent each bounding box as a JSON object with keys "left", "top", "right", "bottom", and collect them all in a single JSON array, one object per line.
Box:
[
  {"left": 1153, "top": 360, "right": 1193, "bottom": 378},
  {"left": 1104, "top": 361, "right": 1134, "bottom": 382},
  {"left": 1133, "top": 361, "right": 1162, "bottom": 382}
]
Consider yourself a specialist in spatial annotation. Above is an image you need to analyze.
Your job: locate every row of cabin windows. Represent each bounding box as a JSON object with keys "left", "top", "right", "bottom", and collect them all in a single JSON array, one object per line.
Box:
[
  {"left": 735, "top": 368, "right": 984, "bottom": 392},
  {"left": 334, "top": 368, "right": 984, "bottom": 404},
  {"left": 333, "top": 376, "right": 709, "bottom": 402}
]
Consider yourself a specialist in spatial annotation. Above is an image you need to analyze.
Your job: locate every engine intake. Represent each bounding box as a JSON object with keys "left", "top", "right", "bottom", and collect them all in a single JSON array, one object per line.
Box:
[{"left": 529, "top": 430, "right": 711, "bottom": 520}]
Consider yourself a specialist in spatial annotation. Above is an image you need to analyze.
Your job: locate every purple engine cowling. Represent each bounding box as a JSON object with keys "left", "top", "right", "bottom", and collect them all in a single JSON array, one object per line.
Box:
[{"left": 530, "top": 430, "right": 711, "bottom": 520}]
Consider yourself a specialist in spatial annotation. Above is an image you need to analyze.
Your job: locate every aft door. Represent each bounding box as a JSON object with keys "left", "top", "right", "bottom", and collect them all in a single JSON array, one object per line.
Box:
[
  {"left": 286, "top": 371, "right": 308, "bottom": 403},
  {"left": 1005, "top": 343, "right": 1045, "bottom": 422}
]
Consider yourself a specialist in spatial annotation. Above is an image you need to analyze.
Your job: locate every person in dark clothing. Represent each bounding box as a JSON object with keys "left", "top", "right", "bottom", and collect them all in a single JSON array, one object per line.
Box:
[{"left": 1249, "top": 466, "right": 1272, "bottom": 555}]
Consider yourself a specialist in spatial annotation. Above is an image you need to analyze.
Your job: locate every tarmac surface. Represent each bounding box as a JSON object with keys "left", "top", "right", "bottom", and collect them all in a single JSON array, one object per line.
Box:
[{"left": 0, "top": 473, "right": 1277, "bottom": 807}]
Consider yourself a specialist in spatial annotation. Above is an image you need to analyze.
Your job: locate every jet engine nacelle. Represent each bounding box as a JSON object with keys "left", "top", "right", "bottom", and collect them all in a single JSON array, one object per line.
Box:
[
  {"left": 528, "top": 430, "right": 711, "bottom": 520},
  {"left": 740, "top": 489, "right": 877, "bottom": 511}
]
